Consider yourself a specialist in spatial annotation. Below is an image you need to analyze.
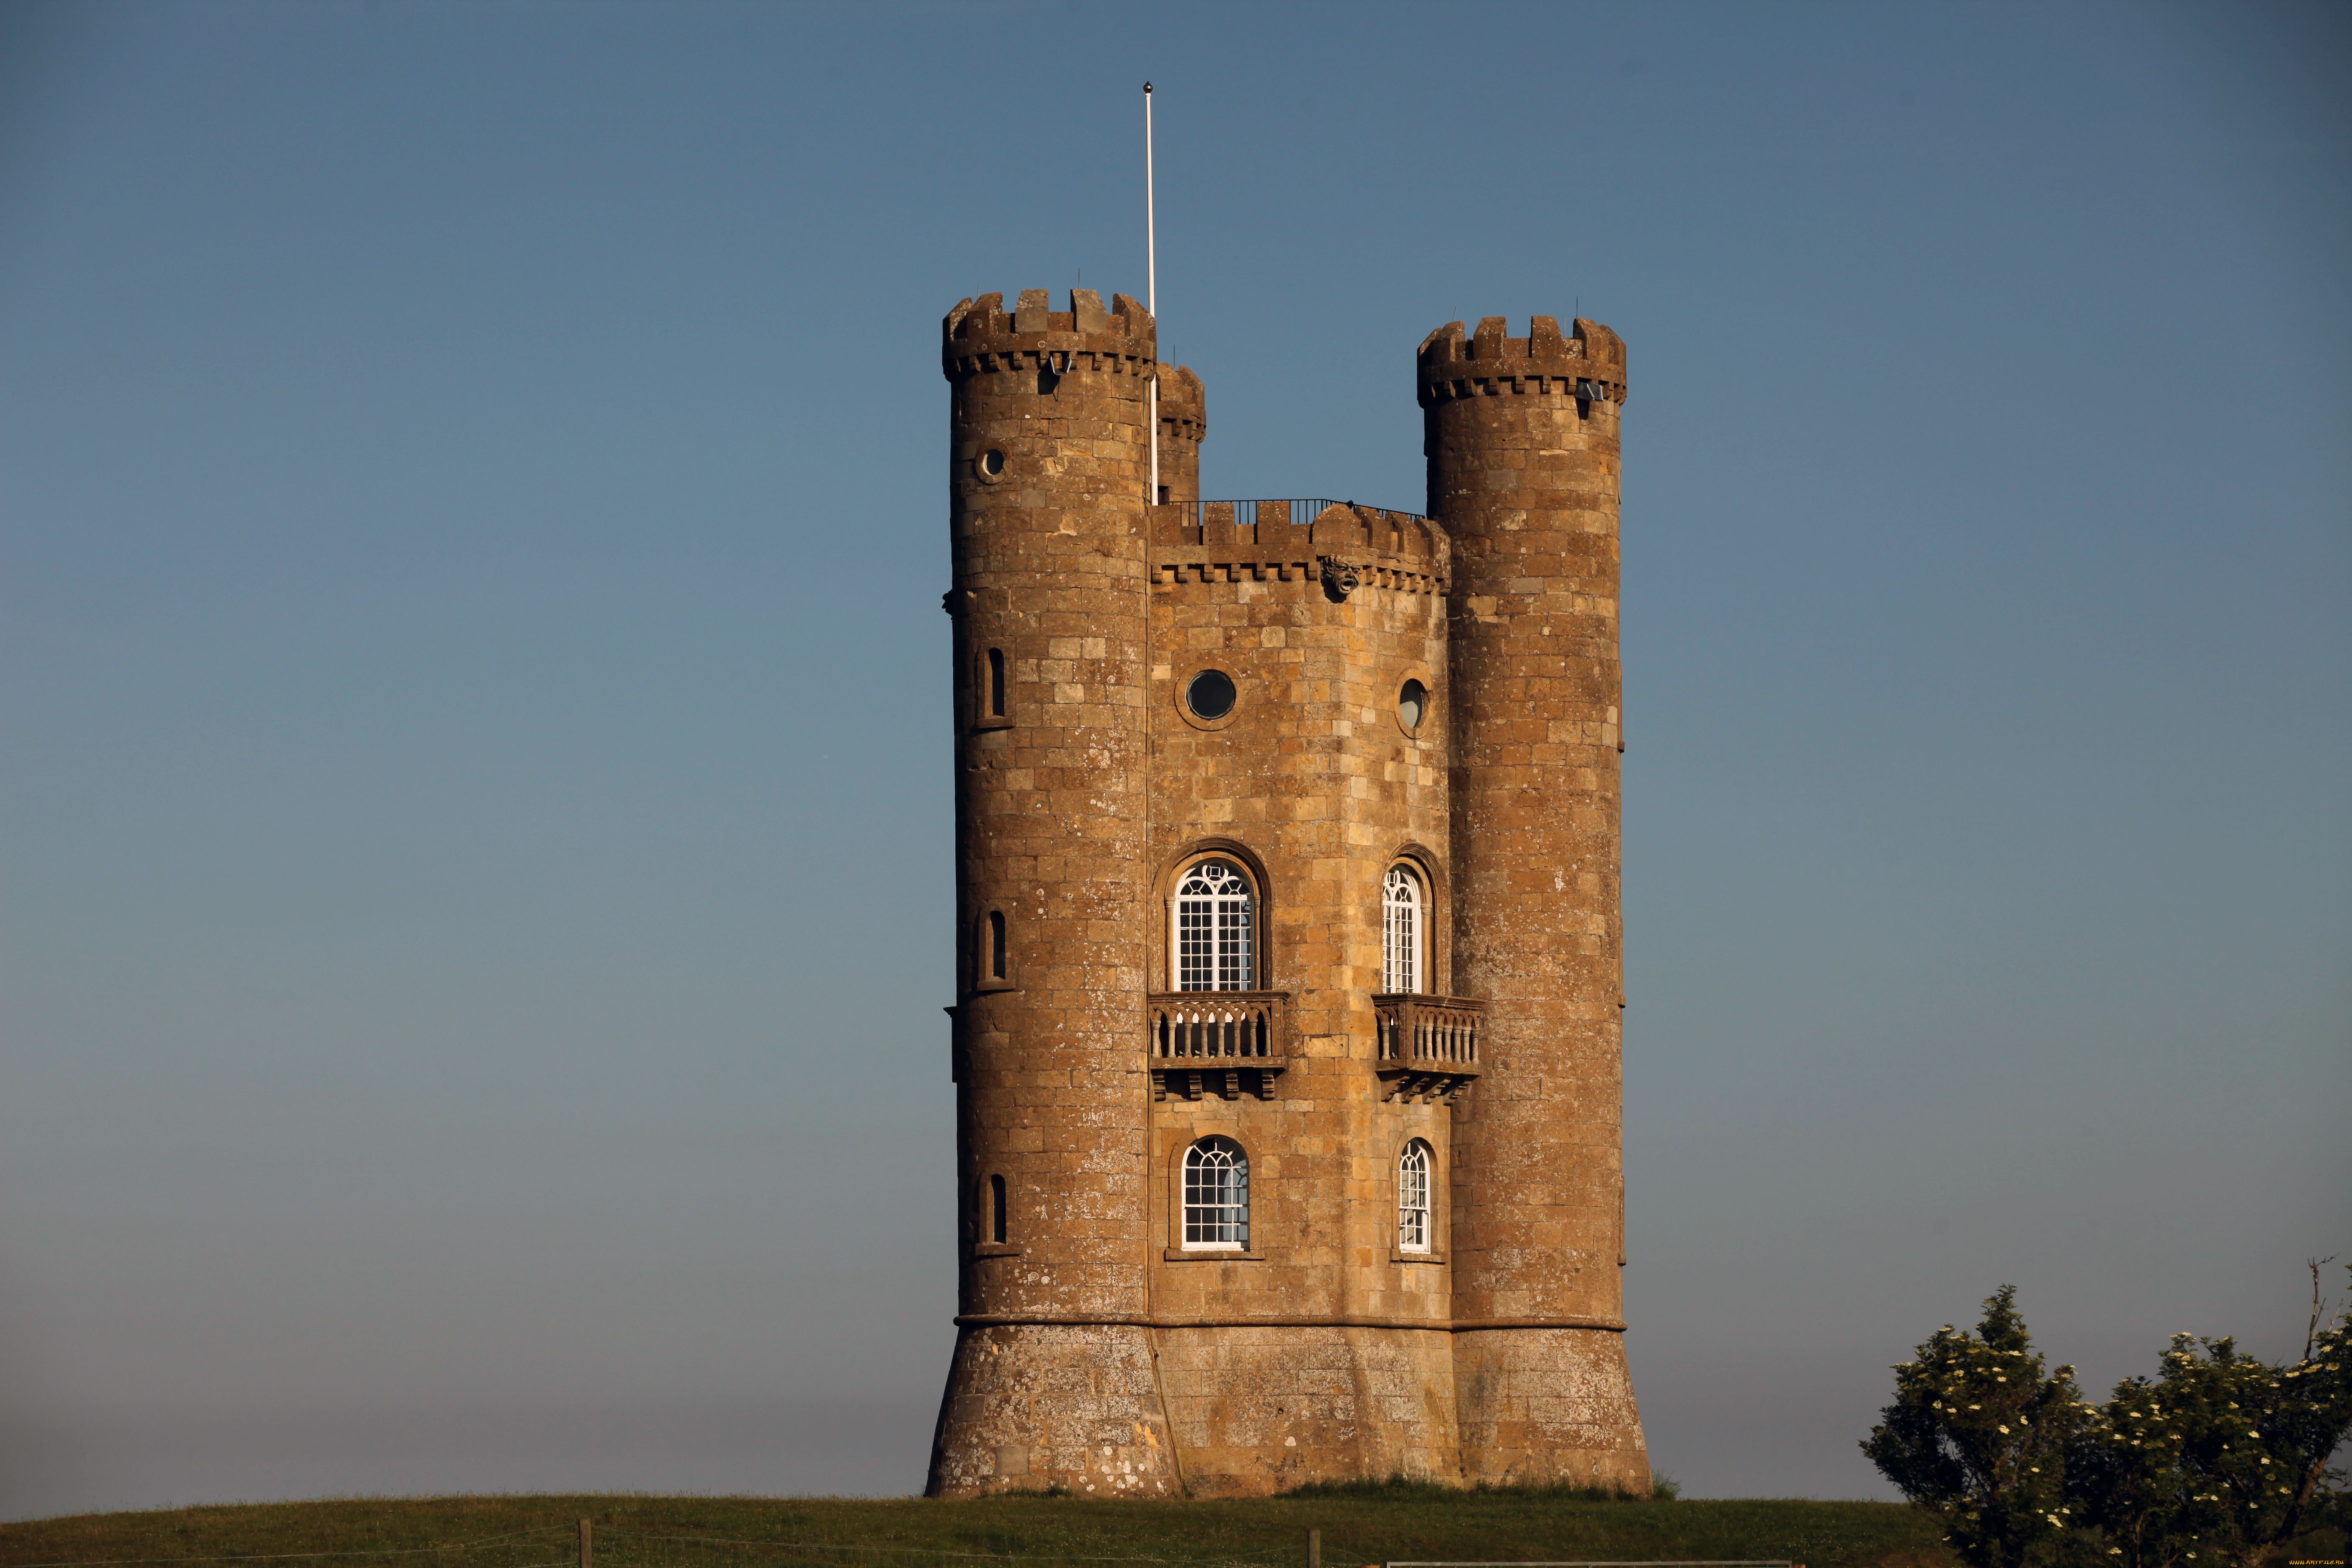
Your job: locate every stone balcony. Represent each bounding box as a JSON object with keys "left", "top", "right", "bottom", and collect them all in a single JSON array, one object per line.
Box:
[
  {"left": 1146, "top": 990, "right": 1290, "bottom": 1101},
  {"left": 1372, "top": 993, "right": 1486, "bottom": 1104}
]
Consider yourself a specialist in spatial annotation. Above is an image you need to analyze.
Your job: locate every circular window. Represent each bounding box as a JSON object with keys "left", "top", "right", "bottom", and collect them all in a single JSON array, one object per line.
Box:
[
  {"left": 975, "top": 449, "right": 1006, "bottom": 483},
  {"left": 1185, "top": 668, "right": 1237, "bottom": 721},
  {"left": 1398, "top": 678, "right": 1429, "bottom": 731}
]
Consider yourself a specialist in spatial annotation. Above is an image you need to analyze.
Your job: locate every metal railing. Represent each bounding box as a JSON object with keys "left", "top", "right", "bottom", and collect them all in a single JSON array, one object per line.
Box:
[{"left": 1152, "top": 498, "right": 1429, "bottom": 534}]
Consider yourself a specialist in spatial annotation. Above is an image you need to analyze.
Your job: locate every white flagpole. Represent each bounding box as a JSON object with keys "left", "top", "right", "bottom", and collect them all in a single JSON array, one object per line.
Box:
[{"left": 1145, "top": 81, "right": 1158, "bottom": 505}]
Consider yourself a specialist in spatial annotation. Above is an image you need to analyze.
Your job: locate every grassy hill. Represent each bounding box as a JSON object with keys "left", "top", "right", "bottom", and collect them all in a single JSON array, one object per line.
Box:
[{"left": 0, "top": 1490, "right": 1954, "bottom": 1568}]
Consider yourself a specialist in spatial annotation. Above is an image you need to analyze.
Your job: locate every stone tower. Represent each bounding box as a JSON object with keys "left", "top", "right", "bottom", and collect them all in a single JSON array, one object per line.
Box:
[
  {"left": 1421, "top": 315, "right": 1641, "bottom": 1485},
  {"left": 927, "top": 290, "right": 1647, "bottom": 1498}
]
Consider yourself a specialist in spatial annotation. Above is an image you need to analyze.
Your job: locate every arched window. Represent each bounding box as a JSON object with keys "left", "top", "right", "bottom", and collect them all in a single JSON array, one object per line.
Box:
[
  {"left": 988, "top": 1173, "right": 1008, "bottom": 1245},
  {"left": 1175, "top": 859, "right": 1254, "bottom": 991},
  {"left": 1398, "top": 1139, "right": 1433, "bottom": 1254},
  {"left": 1383, "top": 864, "right": 1422, "bottom": 994},
  {"left": 1182, "top": 1136, "right": 1249, "bottom": 1250}
]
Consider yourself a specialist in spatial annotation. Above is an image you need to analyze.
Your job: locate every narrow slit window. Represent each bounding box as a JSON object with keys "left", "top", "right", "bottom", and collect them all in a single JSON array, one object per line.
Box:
[
  {"left": 1182, "top": 1137, "right": 1249, "bottom": 1250},
  {"left": 986, "top": 910, "right": 1007, "bottom": 982},
  {"left": 987, "top": 648, "right": 1006, "bottom": 719},
  {"left": 1398, "top": 1139, "right": 1433, "bottom": 1254},
  {"left": 1175, "top": 860, "right": 1254, "bottom": 991},
  {"left": 989, "top": 1173, "right": 1008, "bottom": 1245},
  {"left": 1383, "top": 865, "right": 1422, "bottom": 994}
]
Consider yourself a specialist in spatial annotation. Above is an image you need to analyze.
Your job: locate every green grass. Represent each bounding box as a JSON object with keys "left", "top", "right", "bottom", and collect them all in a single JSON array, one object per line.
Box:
[{"left": 0, "top": 1490, "right": 1955, "bottom": 1568}]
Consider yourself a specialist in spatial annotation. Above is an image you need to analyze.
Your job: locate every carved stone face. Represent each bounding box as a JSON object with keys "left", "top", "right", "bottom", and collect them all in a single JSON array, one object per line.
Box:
[{"left": 1318, "top": 555, "right": 1360, "bottom": 602}]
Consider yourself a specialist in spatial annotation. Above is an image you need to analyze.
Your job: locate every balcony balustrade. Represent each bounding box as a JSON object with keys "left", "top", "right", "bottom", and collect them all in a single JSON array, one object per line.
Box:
[
  {"left": 1146, "top": 990, "right": 1290, "bottom": 1101},
  {"left": 1371, "top": 993, "right": 1487, "bottom": 1103}
]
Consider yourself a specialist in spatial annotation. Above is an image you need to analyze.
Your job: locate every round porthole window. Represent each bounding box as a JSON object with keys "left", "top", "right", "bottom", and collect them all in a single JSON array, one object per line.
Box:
[
  {"left": 1185, "top": 668, "right": 1238, "bottom": 721},
  {"left": 1398, "top": 678, "right": 1429, "bottom": 731},
  {"left": 975, "top": 449, "right": 1007, "bottom": 483}
]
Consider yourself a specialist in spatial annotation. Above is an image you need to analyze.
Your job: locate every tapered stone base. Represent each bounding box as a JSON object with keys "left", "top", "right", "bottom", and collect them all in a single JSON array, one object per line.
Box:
[
  {"left": 1153, "top": 1325, "right": 1460, "bottom": 1496},
  {"left": 925, "top": 1324, "right": 1180, "bottom": 1498},
  {"left": 1452, "top": 1327, "right": 1649, "bottom": 1490},
  {"left": 930, "top": 1322, "right": 1646, "bottom": 1497}
]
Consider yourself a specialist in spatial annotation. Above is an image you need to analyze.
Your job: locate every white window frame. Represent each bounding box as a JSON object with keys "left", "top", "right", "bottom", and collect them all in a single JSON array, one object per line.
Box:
[
  {"left": 1173, "top": 859, "right": 1255, "bottom": 992},
  {"left": 1383, "top": 864, "right": 1423, "bottom": 994},
  {"left": 1398, "top": 1139, "right": 1433, "bottom": 1255},
  {"left": 1181, "top": 1136, "right": 1249, "bottom": 1250}
]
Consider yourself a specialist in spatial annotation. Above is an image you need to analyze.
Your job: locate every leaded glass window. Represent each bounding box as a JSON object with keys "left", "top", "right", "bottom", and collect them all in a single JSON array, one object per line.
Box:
[
  {"left": 1398, "top": 1139, "right": 1432, "bottom": 1253},
  {"left": 1183, "top": 1136, "right": 1249, "bottom": 1249},
  {"left": 1383, "top": 864, "right": 1422, "bottom": 994},
  {"left": 1176, "top": 859, "right": 1254, "bottom": 991}
]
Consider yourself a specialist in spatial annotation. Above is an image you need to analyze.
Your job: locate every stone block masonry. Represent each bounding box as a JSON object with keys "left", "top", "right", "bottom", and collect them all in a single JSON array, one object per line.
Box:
[{"left": 925, "top": 291, "right": 1648, "bottom": 1498}]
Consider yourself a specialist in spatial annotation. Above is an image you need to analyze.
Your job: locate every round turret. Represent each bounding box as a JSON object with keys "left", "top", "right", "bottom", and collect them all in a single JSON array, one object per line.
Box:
[
  {"left": 1154, "top": 364, "right": 1205, "bottom": 503},
  {"left": 931, "top": 287, "right": 1177, "bottom": 1499},
  {"left": 1421, "top": 313, "right": 1648, "bottom": 1492}
]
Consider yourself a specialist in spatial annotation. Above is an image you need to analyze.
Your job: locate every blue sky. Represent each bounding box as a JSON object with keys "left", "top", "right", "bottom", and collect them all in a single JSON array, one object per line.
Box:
[{"left": 1, "top": 0, "right": 2345, "bottom": 1515}]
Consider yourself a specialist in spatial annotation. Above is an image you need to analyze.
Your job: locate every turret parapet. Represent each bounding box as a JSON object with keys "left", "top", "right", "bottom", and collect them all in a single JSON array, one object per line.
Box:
[
  {"left": 1416, "top": 315, "right": 1627, "bottom": 407},
  {"left": 1157, "top": 363, "right": 1206, "bottom": 445},
  {"left": 942, "top": 289, "right": 1158, "bottom": 382}
]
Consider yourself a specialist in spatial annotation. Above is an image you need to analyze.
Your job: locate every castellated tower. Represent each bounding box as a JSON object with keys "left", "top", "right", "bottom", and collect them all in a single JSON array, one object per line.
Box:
[
  {"left": 1422, "top": 316, "right": 1645, "bottom": 1488},
  {"left": 927, "top": 291, "right": 1647, "bottom": 1498},
  {"left": 934, "top": 287, "right": 1173, "bottom": 1497}
]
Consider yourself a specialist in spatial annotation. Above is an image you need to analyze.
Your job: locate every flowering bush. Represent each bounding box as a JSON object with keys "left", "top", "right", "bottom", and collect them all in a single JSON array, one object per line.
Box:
[
  {"left": 2071, "top": 1321, "right": 2349, "bottom": 1568},
  {"left": 1862, "top": 1285, "right": 2092, "bottom": 1568},
  {"left": 1866, "top": 1274, "right": 2350, "bottom": 1568}
]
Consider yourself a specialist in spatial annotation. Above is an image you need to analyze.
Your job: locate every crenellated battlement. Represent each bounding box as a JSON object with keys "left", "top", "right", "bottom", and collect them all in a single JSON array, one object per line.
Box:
[
  {"left": 1416, "top": 315, "right": 1627, "bottom": 407},
  {"left": 942, "top": 288, "right": 1158, "bottom": 382},
  {"left": 1148, "top": 500, "right": 1448, "bottom": 596}
]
